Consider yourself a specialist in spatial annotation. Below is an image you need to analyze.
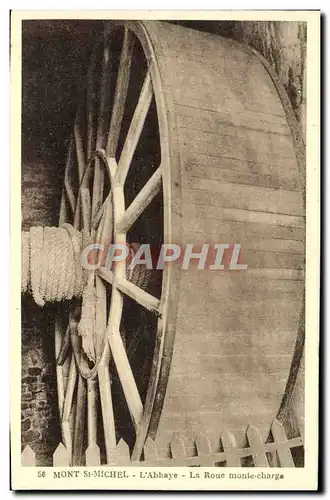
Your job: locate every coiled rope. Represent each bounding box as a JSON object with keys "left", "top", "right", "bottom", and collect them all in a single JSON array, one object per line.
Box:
[
  {"left": 21, "top": 225, "right": 89, "bottom": 306},
  {"left": 21, "top": 224, "right": 153, "bottom": 361}
]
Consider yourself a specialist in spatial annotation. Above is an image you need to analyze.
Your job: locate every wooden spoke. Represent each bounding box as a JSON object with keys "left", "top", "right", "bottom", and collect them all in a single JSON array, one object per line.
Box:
[
  {"left": 87, "top": 379, "right": 98, "bottom": 445},
  {"left": 74, "top": 118, "right": 86, "bottom": 182},
  {"left": 108, "top": 325, "right": 143, "bottom": 428},
  {"left": 98, "top": 344, "right": 116, "bottom": 458},
  {"left": 106, "top": 28, "right": 135, "bottom": 158},
  {"left": 116, "top": 277, "right": 161, "bottom": 317},
  {"left": 116, "top": 72, "right": 153, "bottom": 186},
  {"left": 55, "top": 318, "right": 66, "bottom": 417},
  {"left": 95, "top": 194, "right": 113, "bottom": 267},
  {"left": 72, "top": 374, "right": 87, "bottom": 466},
  {"left": 86, "top": 45, "right": 97, "bottom": 162},
  {"left": 74, "top": 120, "right": 91, "bottom": 231},
  {"left": 63, "top": 138, "right": 77, "bottom": 214},
  {"left": 56, "top": 324, "right": 70, "bottom": 366},
  {"left": 116, "top": 164, "right": 162, "bottom": 233},
  {"left": 96, "top": 266, "right": 114, "bottom": 285},
  {"left": 92, "top": 38, "right": 111, "bottom": 223},
  {"left": 61, "top": 355, "right": 78, "bottom": 457}
]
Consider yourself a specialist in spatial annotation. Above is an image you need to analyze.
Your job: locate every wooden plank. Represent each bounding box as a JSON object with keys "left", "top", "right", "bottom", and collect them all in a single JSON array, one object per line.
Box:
[
  {"left": 116, "top": 165, "right": 163, "bottom": 233},
  {"left": 177, "top": 104, "right": 291, "bottom": 138},
  {"left": 179, "top": 269, "right": 304, "bottom": 300},
  {"left": 182, "top": 224, "right": 304, "bottom": 247},
  {"left": 163, "top": 383, "right": 288, "bottom": 417},
  {"left": 181, "top": 150, "right": 298, "bottom": 181},
  {"left": 241, "top": 249, "right": 304, "bottom": 270},
  {"left": 169, "top": 56, "right": 285, "bottom": 118},
  {"left": 182, "top": 128, "right": 297, "bottom": 167},
  {"left": 182, "top": 181, "right": 303, "bottom": 217},
  {"left": 183, "top": 163, "right": 299, "bottom": 192},
  {"left": 177, "top": 103, "right": 290, "bottom": 137},
  {"left": 271, "top": 420, "right": 295, "bottom": 467},
  {"left": 178, "top": 111, "right": 294, "bottom": 156},
  {"left": 116, "top": 72, "right": 153, "bottom": 186},
  {"left": 246, "top": 425, "right": 269, "bottom": 467},
  {"left": 170, "top": 322, "right": 297, "bottom": 357},
  {"left": 175, "top": 310, "right": 300, "bottom": 340},
  {"left": 178, "top": 297, "right": 301, "bottom": 320},
  {"left": 53, "top": 443, "right": 71, "bottom": 467},
  {"left": 106, "top": 28, "right": 135, "bottom": 157},
  {"left": 221, "top": 430, "right": 241, "bottom": 467},
  {"left": 21, "top": 445, "right": 36, "bottom": 467}
]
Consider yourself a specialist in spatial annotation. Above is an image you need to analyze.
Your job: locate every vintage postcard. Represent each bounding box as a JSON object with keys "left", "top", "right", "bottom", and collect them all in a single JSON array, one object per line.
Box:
[{"left": 10, "top": 10, "right": 320, "bottom": 490}]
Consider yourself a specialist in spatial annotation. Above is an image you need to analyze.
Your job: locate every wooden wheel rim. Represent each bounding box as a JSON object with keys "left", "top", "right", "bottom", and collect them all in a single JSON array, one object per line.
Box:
[{"left": 56, "top": 21, "right": 181, "bottom": 463}]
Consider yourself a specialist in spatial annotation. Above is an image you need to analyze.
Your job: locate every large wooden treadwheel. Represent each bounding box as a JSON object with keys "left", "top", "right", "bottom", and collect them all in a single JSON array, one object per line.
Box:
[{"left": 56, "top": 20, "right": 305, "bottom": 465}]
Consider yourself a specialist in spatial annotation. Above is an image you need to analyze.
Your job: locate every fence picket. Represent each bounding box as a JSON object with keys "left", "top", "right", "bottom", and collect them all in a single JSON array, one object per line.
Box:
[
  {"left": 53, "top": 442, "right": 71, "bottom": 466},
  {"left": 110, "top": 439, "right": 130, "bottom": 465},
  {"left": 170, "top": 434, "right": 186, "bottom": 459},
  {"left": 246, "top": 425, "right": 269, "bottom": 467},
  {"left": 271, "top": 420, "right": 295, "bottom": 467},
  {"left": 85, "top": 442, "right": 101, "bottom": 466},
  {"left": 221, "top": 430, "right": 241, "bottom": 467},
  {"left": 21, "top": 445, "right": 36, "bottom": 466},
  {"left": 144, "top": 437, "right": 158, "bottom": 462},
  {"left": 30, "top": 418, "right": 305, "bottom": 467},
  {"left": 195, "top": 434, "right": 214, "bottom": 466}
]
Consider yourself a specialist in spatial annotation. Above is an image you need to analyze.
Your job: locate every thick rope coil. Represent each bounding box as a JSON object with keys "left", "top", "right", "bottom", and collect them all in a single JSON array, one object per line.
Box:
[
  {"left": 22, "top": 225, "right": 88, "bottom": 306},
  {"left": 21, "top": 225, "right": 154, "bottom": 360}
]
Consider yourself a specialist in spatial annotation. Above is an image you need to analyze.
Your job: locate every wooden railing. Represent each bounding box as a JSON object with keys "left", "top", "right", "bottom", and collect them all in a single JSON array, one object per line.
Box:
[{"left": 21, "top": 418, "right": 304, "bottom": 467}]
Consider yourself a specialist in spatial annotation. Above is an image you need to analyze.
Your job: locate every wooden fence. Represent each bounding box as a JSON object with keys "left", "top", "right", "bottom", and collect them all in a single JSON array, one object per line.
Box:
[{"left": 22, "top": 418, "right": 304, "bottom": 468}]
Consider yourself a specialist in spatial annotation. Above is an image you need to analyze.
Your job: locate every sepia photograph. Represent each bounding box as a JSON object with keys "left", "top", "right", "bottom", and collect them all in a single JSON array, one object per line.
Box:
[{"left": 11, "top": 10, "right": 320, "bottom": 490}]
